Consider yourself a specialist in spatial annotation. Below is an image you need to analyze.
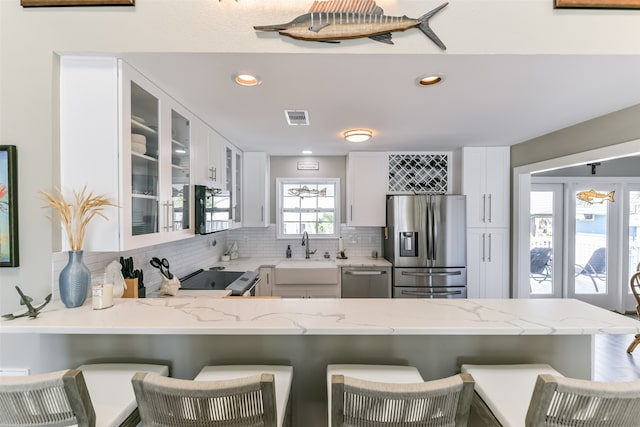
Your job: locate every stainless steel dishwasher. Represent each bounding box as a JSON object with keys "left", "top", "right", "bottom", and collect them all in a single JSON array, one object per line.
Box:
[{"left": 341, "top": 267, "right": 391, "bottom": 298}]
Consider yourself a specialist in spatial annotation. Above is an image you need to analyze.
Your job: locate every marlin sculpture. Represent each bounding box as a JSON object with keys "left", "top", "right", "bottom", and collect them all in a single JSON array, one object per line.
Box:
[{"left": 254, "top": 0, "right": 448, "bottom": 50}]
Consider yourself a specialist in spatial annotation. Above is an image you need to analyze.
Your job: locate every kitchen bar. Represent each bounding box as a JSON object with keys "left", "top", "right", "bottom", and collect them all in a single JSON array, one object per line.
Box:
[{"left": 1, "top": 297, "right": 638, "bottom": 426}]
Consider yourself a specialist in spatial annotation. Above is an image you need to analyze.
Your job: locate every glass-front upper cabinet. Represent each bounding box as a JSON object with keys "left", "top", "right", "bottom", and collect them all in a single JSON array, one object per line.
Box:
[
  {"left": 170, "top": 108, "right": 190, "bottom": 232},
  {"left": 59, "top": 56, "right": 194, "bottom": 251},
  {"left": 130, "top": 82, "right": 160, "bottom": 238}
]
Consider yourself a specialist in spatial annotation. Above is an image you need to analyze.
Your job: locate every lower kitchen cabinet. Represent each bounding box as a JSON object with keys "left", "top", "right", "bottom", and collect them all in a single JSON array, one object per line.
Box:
[
  {"left": 256, "top": 267, "right": 273, "bottom": 296},
  {"left": 272, "top": 285, "right": 340, "bottom": 298},
  {"left": 467, "top": 228, "right": 509, "bottom": 298}
]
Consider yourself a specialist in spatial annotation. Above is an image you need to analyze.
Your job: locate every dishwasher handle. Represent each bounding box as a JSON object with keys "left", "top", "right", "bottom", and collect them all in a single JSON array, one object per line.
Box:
[{"left": 344, "top": 270, "right": 387, "bottom": 276}]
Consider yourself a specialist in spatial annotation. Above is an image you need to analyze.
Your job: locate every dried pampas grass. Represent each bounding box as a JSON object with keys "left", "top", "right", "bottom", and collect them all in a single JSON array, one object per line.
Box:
[{"left": 40, "top": 186, "right": 117, "bottom": 251}]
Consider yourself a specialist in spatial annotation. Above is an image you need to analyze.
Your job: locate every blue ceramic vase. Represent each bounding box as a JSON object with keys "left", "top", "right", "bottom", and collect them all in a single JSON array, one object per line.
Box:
[{"left": 59, "top": 250, "right": 90, "bottom": 308}]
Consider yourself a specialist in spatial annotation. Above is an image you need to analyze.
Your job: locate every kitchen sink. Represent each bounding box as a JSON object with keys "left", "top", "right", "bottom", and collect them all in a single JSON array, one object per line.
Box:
[{"left": 275, "top": 260, "right": 338, "bottom": 285}]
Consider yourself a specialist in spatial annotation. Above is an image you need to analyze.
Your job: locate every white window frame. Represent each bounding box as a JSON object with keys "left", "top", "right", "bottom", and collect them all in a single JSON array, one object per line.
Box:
[{"left": 276, "top": 177, "right": 340, "bottom": 239}]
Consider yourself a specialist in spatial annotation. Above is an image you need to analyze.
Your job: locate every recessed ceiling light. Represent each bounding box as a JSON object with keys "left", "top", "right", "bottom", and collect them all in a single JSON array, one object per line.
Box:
[
  {"left": 344, "top": 129, "right": 373, "bottom": 143},
  {"left": 417, "top": 74, "right": 444, "bottom": 87},
  {"left": 234, "top": 73, "right": 261, "bottom": 87},
  {"left": 302, "top": 150, "right": 313, "bottom": 155}
]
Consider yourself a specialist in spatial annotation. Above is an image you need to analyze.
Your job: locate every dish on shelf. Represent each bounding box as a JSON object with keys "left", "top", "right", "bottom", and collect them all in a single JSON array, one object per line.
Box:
[
  {"left": 132, "top": 142, "right": 147, "bottom": 155},
  {"left": 132, "top": 114, "right": 145, "bottom": 123},
  {"left": 132, "top": 133, "right": 146, "bottom": 144}
]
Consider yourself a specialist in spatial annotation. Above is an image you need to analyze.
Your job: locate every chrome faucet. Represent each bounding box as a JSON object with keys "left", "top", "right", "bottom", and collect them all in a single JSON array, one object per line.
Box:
[{"left": 302, "top": 231, "right": 316, "bottom": 259}]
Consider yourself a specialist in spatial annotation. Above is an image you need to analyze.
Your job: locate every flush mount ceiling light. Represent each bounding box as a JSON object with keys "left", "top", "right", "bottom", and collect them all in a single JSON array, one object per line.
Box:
[
  {"left": 344, "top": 129, "right": 373, "bottom": 143},
  {"left": 417, "top": 74, "right": 444, "bottom": 87},
  {"left": 234, "top": 73, "right": 261, "bottom": 87}
]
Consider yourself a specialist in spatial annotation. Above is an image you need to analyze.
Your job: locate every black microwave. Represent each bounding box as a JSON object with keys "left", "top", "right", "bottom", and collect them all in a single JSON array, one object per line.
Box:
[{"left": 194, "top": 185, "right": 231, "bottom": 234}]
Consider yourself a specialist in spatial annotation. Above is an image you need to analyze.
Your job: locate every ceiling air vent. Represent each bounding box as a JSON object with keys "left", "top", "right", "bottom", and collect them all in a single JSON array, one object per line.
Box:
[{"left": 285, "top": 110, "right": 309, "bottom": 126}]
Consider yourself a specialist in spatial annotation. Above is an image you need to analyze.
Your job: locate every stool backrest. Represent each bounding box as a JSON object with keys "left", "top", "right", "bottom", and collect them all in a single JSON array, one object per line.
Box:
[
  {"left": 526, "top": 374, "right": 640, "bottom": 427},
  {"left": 132, "top": 372, "right": 277, "bottom": 427},
  {"left": 631, "top": 271, "right": 640, "bottom": 318},
  {"left": 0, "top": 369, "right": 95, "bottom": 427},
  {"left": 331, "top": 373, "right": 474, "bottom": 427}
]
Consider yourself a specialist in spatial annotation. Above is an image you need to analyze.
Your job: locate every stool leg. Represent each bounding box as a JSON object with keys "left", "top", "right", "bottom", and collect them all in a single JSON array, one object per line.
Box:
[{"left": 627, "top": 334, "right": 640, "bottom": 354}]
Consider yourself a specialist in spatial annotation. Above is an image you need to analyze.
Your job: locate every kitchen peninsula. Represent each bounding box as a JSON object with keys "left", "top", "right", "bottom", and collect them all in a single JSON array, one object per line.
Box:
[{"left": 1, "top": 297, "right": 638, "bottom": 425}]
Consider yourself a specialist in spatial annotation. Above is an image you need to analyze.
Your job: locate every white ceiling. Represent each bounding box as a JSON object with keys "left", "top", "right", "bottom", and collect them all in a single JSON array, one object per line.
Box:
[{"left": 119, "top": 52, "right": 640, "bottom": 156}]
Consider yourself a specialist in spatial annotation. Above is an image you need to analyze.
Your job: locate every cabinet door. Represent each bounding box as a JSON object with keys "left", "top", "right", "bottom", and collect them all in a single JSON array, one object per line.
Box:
[
  {"left": 462, "top": 148, "right": 488, "bottom": 228},
  {"left": 466, "top": 228, "right": 484, "bottom": 298},
  {"left": 307, "top": 287, "right": 340, "bottom": 298},
  {"left": 124, "top": 67, "right": 164, "bottom": 248},
  {"left": 206, "top": 130, "right": 225, "bottom": 188},
  {"left": 483, "top": 228, "right": 509, "bottom": 298},
  {"left": 257, "top": 267, "right": 273, "bottom": 296},
  {"left": 347, "top": 152, "right": 387, "bottom": 226},
  {"left": 167, "top": 104, "right": 192, "bottom": 234},
  {"left": 484, "top": 147, "right": 510, "bottom": 228},
  {"left": 243, "top": 152, "right": 270, "bottom": 227}
]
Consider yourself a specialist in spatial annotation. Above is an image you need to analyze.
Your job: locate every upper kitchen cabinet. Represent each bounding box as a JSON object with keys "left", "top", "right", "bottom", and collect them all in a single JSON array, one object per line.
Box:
[
  {"left": 243, "top": 152, "right": 270, "bottom": 227},
  {"left": 59, "top": 56, "right": 193, "bottom": 251},
  {"left": 226, "top": 144, "right": 243, "bottom": 229},
  {"left": 192, "top": 121, "right": 228, "bottom": 190},
  {"left": 462, "top": 147, "right": 510, "bottom": 228},
  {"left": 346, "top": 152, "right": 387, "bottom": 226}
]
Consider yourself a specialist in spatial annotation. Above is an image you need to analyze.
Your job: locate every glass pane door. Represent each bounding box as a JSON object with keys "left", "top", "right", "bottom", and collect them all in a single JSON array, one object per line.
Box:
[
  {"left": 170, "top": 109, "right": 190, "bottom": 231},
  {"left": 568, "top": 185, "right": 617, "bottom": 310},
  {"left": 130, "top": 82, "right": 159, "bottom": 237},
  {"left": 626, "top": 187, "right": 640, "bottom": 311},
  {"left": 530, "top": 184, "right": 563, "bottom": 297}
]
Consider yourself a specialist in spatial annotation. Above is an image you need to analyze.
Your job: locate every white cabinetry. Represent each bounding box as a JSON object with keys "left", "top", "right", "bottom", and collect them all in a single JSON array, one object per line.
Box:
[
  {"left": 60, "top": 56, "right": 193, "bottom": 251},
  {"left": 243, "top": 152, "right": 270, "bottom": 227},
  {"left": 272, "top": 285, "right": 340, "bottom": 298},
  {"left": 462, "top": 147, "right": 509, "bottom": 228},
  {"left": 462, "top": 147, "right": 510, "bottom": 298},
  {"left": 346, "top": 152, "right": 387, "bottom": 226},
  {"left": 466, "top": 228, "right": 509, "bottom": 298},
  {"left": 225, "top": 145, "right": 243, "bottom": 228},
  {"left": 193, "top": 123, "right": 226, "bottom": 188},
  {"left": 257, "top": 267, "right": 273, "bottom": 296}
]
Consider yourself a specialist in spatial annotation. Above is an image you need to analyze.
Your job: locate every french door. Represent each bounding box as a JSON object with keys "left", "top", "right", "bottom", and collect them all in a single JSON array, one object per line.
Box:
[
  {"left": 530, "top": 184, "right": 563, "bottom": 298},
  {"left": 624, "top": 185, "right": 640, "bottom": 312},
  {"left": 567, "top": 183, "right": 619, "bottom": 310}
]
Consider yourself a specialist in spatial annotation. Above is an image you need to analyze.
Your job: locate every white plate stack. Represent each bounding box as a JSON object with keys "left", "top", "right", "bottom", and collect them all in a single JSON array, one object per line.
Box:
[{"left": 131, "top": 133, "right": 147, "bottom": 155}]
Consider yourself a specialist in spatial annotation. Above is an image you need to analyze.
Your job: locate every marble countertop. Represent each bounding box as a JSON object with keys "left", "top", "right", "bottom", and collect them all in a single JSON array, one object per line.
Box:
[
  {"left": 1, "top": 297, "right": 638, "bottom": 336},
  {"left": 208, "top": 256, "right": 391, "bottom": 272}
]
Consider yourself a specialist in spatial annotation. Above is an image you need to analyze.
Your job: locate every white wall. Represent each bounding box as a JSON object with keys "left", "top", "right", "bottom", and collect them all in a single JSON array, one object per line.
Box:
[{"left": 2, "top": 0, "right": 640, "bottom": 315}]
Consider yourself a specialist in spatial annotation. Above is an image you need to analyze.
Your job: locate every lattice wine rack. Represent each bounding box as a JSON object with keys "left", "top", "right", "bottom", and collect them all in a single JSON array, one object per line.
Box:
[{"left": 387, "top": 153, "right": 449, "bottom": 193}]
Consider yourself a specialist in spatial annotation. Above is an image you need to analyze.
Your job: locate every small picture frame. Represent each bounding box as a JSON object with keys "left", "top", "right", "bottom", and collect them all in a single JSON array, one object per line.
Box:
[
  {"left": 21, "top": 0, "right": 134, "bottom": 7},
  {"left": 0, "top": 145, "right": 19, "bottom": 267},
  {"left": 555, "top": 0, "right": 640, "bottom": 8}
]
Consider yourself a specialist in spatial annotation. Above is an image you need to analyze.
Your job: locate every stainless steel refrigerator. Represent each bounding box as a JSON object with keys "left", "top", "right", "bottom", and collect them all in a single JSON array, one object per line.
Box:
[{"left": 384, "top": 195, "right": 467, "bottom": 298}]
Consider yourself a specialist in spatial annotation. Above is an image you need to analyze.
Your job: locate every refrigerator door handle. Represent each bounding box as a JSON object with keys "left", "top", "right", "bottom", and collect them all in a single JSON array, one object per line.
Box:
[
  {"left": 401, "top": 289, "right": 464, "bottom": 297},
  {"left": 431, "top": 199, "right": 438, "bottom": 261},
  {"left": 401, "top": 271, "right": 462, "bottom": 277}
]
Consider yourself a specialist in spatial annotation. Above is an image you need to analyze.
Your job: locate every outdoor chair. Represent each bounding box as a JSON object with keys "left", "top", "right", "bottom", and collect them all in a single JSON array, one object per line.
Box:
[
  {"left": 575, "top": 247, "right": 606, "bottom": 292},
  {"left": 530, "top": 247, "right": 552, "bottom": 283}
]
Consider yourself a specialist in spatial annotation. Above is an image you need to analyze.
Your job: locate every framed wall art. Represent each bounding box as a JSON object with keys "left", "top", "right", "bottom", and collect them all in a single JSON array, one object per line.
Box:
[
  {"left": 0, "top": 145, "right": 19, "bottom": 267},
  {"left": 555, "top": 0, "right": 640, "bottom": 8},
  {"left": 21, "top": 0, "right": 134, "bottom": 7}
]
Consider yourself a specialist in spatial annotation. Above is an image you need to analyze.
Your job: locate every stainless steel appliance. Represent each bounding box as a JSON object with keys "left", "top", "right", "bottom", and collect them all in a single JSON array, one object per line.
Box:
[
  {"left": 341, "top": 267, "right": 391, "bottom": 298},
  {"left": 384, "top": 195, "right": 467, "bottom": 298},
  {"left": 179, "top": 269, "right": 259, "bottom": 296}
]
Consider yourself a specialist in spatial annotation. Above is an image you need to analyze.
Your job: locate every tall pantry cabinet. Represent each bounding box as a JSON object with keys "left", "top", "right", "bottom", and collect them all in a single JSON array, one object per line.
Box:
[
  {"left": 60, "top": 56, "right": 194, "bottom": 251},
  {"left": 462, "top": 147, "right": 510, "bottom": 298}
]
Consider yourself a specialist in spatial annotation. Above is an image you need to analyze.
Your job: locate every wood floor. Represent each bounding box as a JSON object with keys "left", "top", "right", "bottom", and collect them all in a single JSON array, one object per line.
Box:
[{"left": 594, "top": 332, "right": 640, "bottom": 381}]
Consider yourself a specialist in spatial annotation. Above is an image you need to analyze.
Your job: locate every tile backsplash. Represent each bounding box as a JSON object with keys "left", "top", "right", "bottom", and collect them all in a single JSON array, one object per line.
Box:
[
  {"left": 227, "top": 225, "right": 382, "bottom": 259},
  {"left": 51, "top": 225, "right": 383, "bottom": 300}
]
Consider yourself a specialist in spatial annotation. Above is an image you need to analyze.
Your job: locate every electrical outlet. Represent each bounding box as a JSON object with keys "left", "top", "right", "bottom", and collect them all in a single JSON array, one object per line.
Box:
[{"left": 0, "top": 368, "right": 29, "bottom": 376}]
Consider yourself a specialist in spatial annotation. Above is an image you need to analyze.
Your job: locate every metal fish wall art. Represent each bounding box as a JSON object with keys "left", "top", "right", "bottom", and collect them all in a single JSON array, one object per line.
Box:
[{"left": 254, "top": 0, "right": 449, "bottom": 50}]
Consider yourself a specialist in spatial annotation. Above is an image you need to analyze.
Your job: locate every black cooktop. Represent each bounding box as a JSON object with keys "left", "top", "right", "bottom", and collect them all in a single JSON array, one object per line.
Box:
[{"left": 179, "top": 269, "right": 259, "bottom": 295}]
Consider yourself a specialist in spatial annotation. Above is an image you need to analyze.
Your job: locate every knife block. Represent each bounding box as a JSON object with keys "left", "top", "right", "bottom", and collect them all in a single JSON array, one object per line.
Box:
[{"left": 123, "top": 278, "right": 139, "bottom": 298}]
